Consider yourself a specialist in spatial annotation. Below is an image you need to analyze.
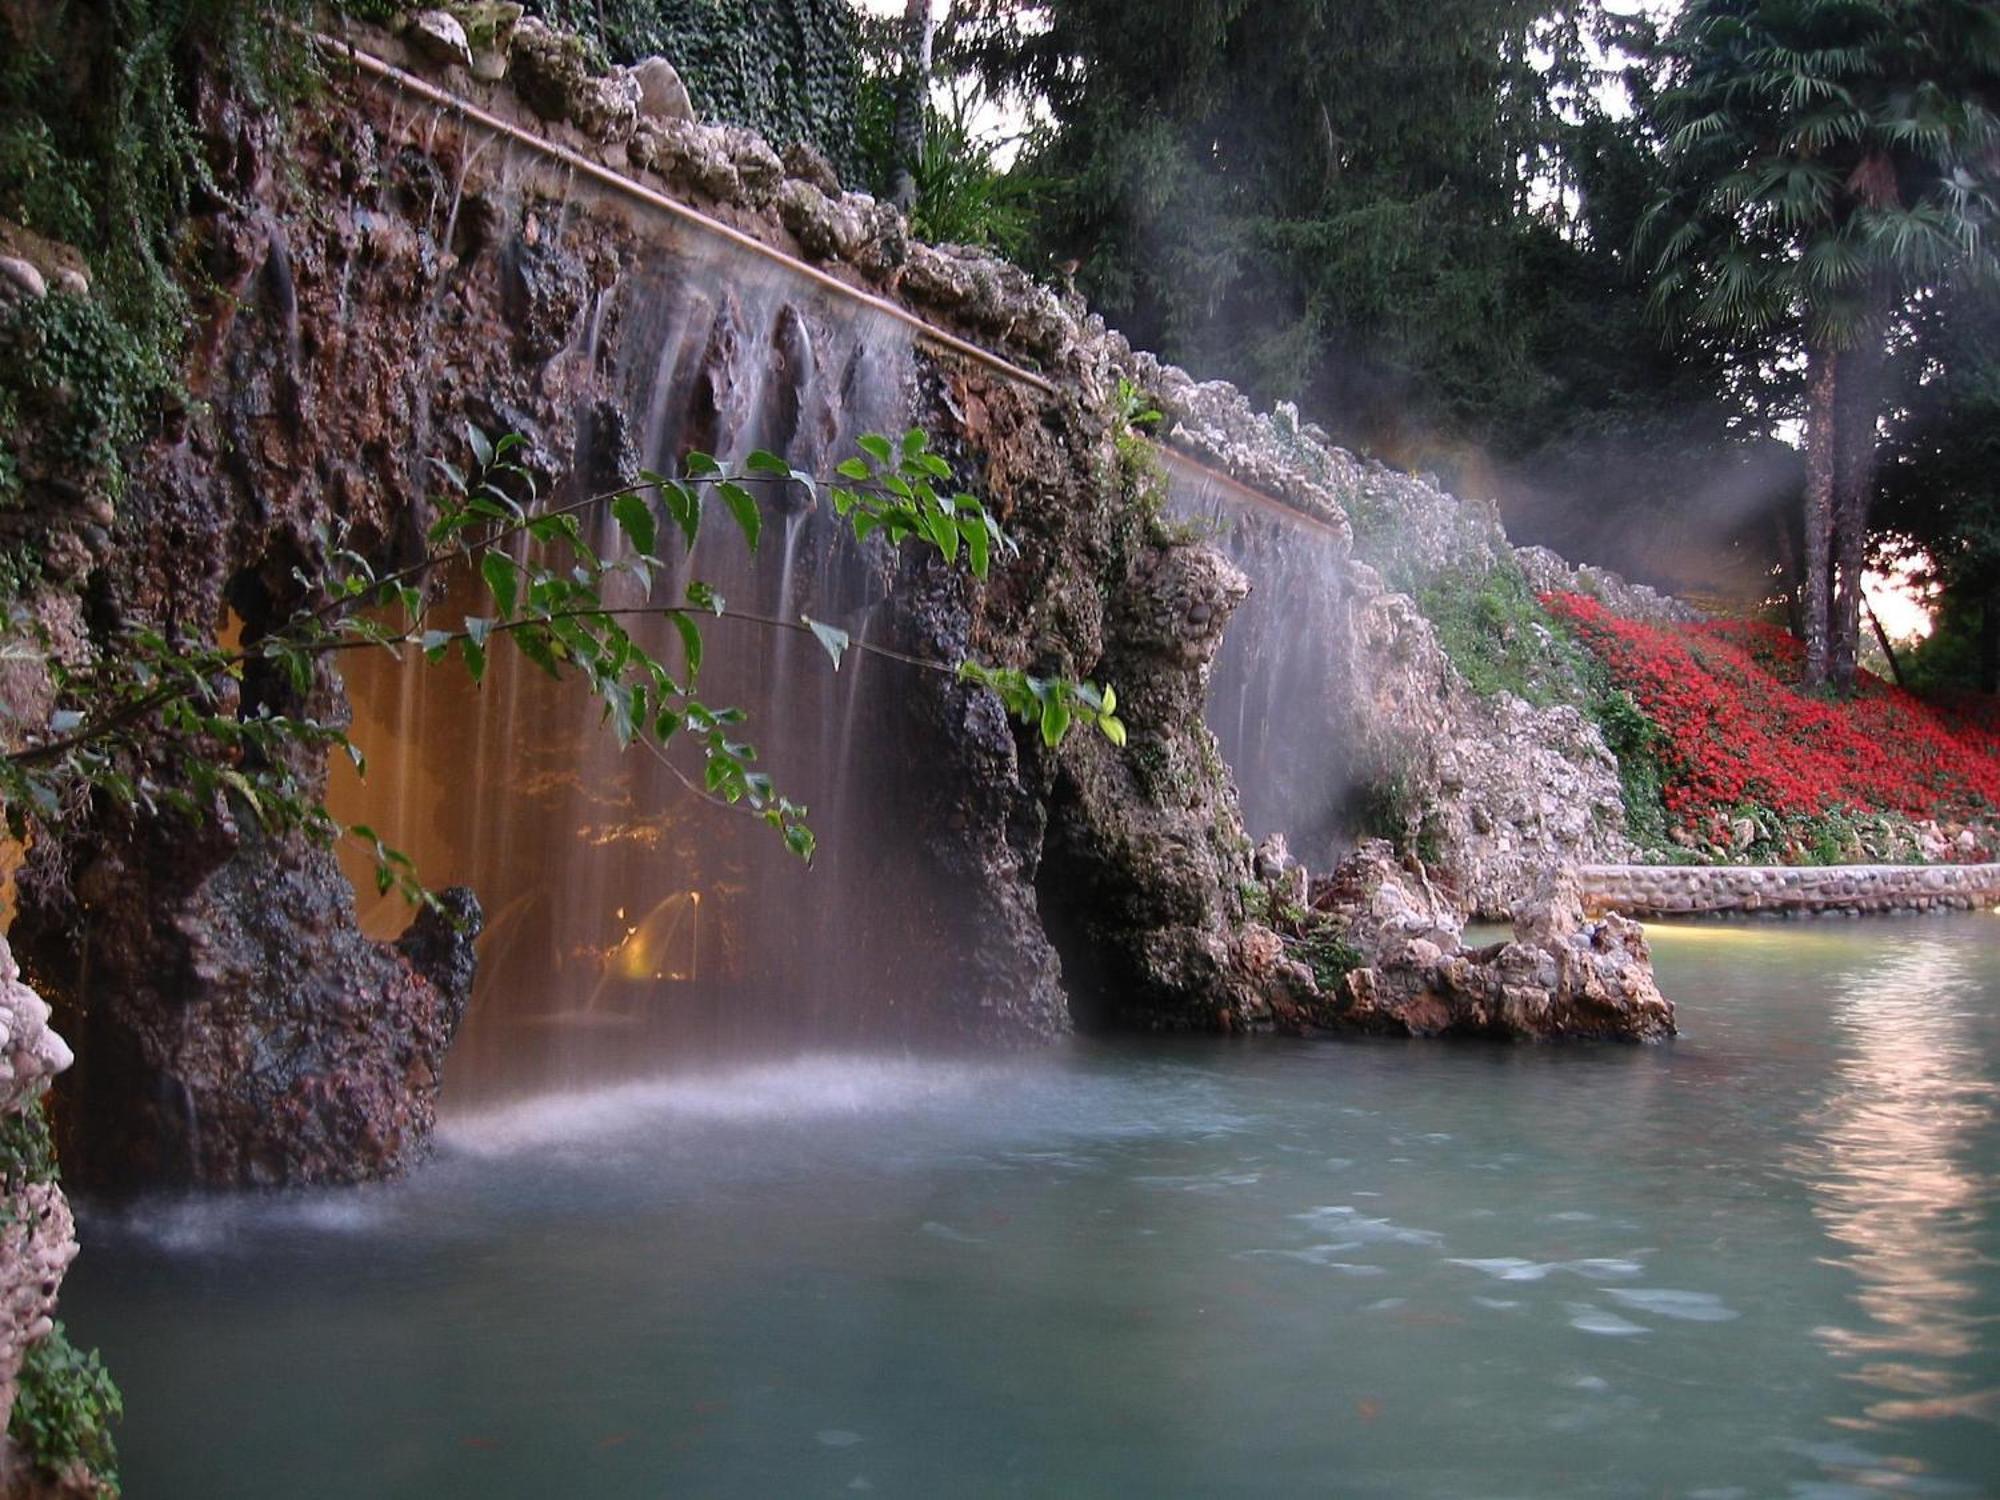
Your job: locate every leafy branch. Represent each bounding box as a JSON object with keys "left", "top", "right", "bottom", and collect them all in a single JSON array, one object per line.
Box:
[{"left": 0, "top": 425, "right": 1125, "bottom": 902}]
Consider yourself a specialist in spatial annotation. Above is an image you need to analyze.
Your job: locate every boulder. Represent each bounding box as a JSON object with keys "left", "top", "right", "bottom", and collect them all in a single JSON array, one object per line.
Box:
[
  {"left": 782, "top": 139, "right": 842, "bottom": 196},
  {"left": 777, "top": 177, "right": 867, "bottom": 260},
  {"left": 0, "top": 258, "right": 46, "bottom": 305},
  {"left": 409, "top": 9, "right": 473, "bottom": 72},
  {"left": 631, "top": 56, "right": 693, "bottom": 123},
  {"left": 1325, "top": 855, "right": 1673, "bottom": 1042},
  {"left": 1310, "top": 838, "right": 1461, "bottom": 954}
]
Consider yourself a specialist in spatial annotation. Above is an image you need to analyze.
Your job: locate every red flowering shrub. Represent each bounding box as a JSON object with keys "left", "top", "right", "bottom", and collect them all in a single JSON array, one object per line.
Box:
[{"left": 1545, "top": 593, "right": 2000, "bottom": 850}]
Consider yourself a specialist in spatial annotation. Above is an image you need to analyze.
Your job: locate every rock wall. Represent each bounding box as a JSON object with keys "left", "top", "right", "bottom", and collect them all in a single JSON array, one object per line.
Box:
[
  {"left": 1578, "top": 862, "right": 2000, "bottom": 918},
  {"left": 0, "top": 939, "right": 99, "bottom": 1495}
]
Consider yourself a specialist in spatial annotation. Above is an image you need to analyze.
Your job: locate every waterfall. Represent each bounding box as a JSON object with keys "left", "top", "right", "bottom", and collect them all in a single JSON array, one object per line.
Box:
[
  {"left": 1162, "top": 452, "right": 1356, "bottom": 868},
  {"left": 326, "top": 204, "right": 963, "bottom": 1106}
]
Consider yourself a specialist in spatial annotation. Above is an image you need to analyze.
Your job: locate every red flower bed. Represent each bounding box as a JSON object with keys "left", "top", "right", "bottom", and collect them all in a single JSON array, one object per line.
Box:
[{"left": 1544, "top": 592, "right": 2000, "bottom": 826}]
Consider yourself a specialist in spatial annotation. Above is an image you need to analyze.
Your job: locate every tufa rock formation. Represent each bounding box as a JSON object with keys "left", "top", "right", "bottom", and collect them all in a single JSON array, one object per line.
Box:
[{"left": 1317, "top": 843, "right": 1674, "bottom": 1041}]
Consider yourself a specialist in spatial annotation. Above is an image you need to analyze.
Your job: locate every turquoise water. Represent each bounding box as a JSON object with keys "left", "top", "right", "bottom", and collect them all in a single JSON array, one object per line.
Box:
[{"left": 63, "top": 916, "right": 2000, "bottom": 1496}]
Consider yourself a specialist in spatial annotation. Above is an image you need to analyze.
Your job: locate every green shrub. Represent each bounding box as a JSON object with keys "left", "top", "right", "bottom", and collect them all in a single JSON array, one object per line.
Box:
[
  {"left": 1588, "top": 686, "right": 1670, "bottom": 849},
  {"left": 1294, "top": 927, "right": 1364, "bottom": 992},
  {"left": 1417, "top": 560, "right": 1596, "bottom": 707},
  {"left": 10, "top": 1323, "right": 121, "bottom": 1493},
  {"left": 0, "top": 1102, "right": 58, "bottom": 1196},
  {"left": 0, "top": 293, "right": 174, "bottom": 510}
]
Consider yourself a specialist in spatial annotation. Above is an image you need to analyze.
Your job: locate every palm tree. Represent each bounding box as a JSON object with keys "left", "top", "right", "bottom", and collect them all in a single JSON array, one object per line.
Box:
[{"left": 1639, "top": 0, "right": 2000, "bottom": 691}]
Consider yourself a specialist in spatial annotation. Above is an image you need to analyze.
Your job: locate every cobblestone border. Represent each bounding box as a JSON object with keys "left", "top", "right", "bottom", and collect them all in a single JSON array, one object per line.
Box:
[{"left": 1577, "top": 863, "right": 2000, "bottom": 918}]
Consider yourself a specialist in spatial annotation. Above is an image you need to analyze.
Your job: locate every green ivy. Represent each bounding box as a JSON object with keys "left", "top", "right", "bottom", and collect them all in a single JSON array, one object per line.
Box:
[
  {"left": 0, "top": 293, "right": 174, "bottom": 510},
  {"left": 0, "top": 1101, "right": 59, "bottom": 1200},
  {"left": 520, "top": 0, "right": 863, "bottom": 175},
  {"left": 10, "top": 1323, "right": 121, "bottom": 1493}
]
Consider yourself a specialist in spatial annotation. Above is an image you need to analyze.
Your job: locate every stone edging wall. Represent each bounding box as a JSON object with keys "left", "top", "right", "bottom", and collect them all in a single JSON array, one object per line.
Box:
[{"left": 1577, "top": 863, "right": 2000, "bottom": 918}]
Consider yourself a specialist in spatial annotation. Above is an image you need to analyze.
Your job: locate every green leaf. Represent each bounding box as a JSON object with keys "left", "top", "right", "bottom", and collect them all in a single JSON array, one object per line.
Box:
[
  {"left": 461, "top": 635, "right": 487, "bottom": 683},
  {"left": 858, "top": 434, "right": 894, "bottom": 465},
  {"left": 670, "top": 609, "right": 703, "bottom": 684},
  {"left": 960, "top": 514, "right": 990, "bottom": 578},
  {"left": 481, "top": 552, "right": 519, "bottom": 619},
  {"left": 835, "top": 457, "right": 871, "bottom": 482},
  {"left": 718, "top": 482, "right": 761, "bottom": 551},
  {"left": 465, "top": 421, "right": 494, "bottom": 471},
  {"left": 1099, "top": 714, "right": 1127, "bottom": 747},
  {"left": 1040, "top": 694, "right": 1071, "bottom": 747},
  {"left": 687, "top": 580, "right": 724, "bottom": 617},
  {"left": 684, "top": 450, "right": 721, "bottom": 479},
  {"left": 803, "top": 615, "right": 849, "bottom": 670},
  {"left": 746, "top": 450, "right": 792, "bottom": 478},
  {"left": 931, "top": 507, "right": 959, "bottom": 565},
  {"left": 611, "top": 491, "right": 657, "bottom": 558},
  {"left": 419, "top": 629, "right": 452, "bottom": 660}
]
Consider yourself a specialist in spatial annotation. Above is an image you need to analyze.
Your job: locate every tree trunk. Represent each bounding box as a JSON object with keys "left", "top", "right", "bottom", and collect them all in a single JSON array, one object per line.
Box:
[
  {"left": 1829, "top": 329, "right": 1886, "bottom": 694},
  {"left": 1773, "top": 509, "right": 1803, "bottom": 638},
  {"left": 1801, "top": 343, "right": 1838, "bottom": 690},
  {"left": 1864, "top": 595, "right": 1906, "bottom": 689},
  {"left": 891, "top": 0, "right": 934, "bottom": 213}
]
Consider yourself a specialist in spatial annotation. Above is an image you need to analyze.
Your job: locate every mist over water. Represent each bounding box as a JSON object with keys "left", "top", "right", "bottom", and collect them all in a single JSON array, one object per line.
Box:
[{"left": 64, "top": 916, "right": 2000, "bottom": 1497}]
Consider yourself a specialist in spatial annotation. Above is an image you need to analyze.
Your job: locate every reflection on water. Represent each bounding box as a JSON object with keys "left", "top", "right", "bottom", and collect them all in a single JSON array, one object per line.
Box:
[
  {"left": 60, "top": 916, "right": 2000, "bottom": 1499},
  {"left": 1796, "top": 935, "right": 2000, "bottom": 1436}
]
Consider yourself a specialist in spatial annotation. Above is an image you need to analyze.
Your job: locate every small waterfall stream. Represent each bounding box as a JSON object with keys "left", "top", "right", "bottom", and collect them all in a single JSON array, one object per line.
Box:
[{"left": 1162, "top": 452, "right": 1357, "bottom": 867}]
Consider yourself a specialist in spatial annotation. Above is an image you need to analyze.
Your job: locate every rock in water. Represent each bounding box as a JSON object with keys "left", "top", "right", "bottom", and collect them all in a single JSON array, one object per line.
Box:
[{"left": 1327, "top": 852, "right": 1674, "bottom": 1041}]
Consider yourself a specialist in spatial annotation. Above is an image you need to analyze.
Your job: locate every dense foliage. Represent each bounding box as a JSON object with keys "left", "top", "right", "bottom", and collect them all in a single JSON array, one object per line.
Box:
[
  {"left": 1876, "top": 280, "right": 2000, "bottom": 691},
  {"left": 1549, "top": 591, "right": 2000, "bottom": 859},
  {"left": 934, "top": 2, "right": 1797, "bottom": 597},
  {"left": 519, "top": 0, "right": 863, "bottom": 172}
]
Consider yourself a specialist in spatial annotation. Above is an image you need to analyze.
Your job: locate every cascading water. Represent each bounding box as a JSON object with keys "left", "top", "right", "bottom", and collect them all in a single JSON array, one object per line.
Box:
[
  {"left": 328, "top": 178, "right": 971, "bottom": 1105},
  {"left": 1162, "top": 452, "right": 1356, "bottom": 867}
]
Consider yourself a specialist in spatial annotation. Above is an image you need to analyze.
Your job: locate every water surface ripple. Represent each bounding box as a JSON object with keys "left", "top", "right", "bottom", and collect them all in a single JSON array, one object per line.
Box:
[{"left": 65, "top": 915, "right": 2000, "bottom": 1497}]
